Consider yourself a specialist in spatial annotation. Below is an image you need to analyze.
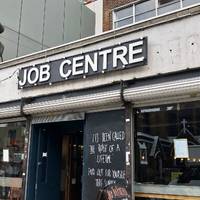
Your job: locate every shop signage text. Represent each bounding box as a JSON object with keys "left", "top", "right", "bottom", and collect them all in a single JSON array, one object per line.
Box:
[{"left": 18, "top": 37, "right": 147, "bottom": 88}]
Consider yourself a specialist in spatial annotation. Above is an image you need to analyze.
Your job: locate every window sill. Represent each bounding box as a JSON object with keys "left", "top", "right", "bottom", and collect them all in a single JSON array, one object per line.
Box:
[
  {"left": 135, "top": 192, "right": 200, "bottom": 199},
  {"left": 135, "top": 183, "right": 200, "bottom": 198}
]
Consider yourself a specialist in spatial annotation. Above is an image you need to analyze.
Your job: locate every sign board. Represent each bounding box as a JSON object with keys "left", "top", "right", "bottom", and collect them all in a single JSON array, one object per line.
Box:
[
  {"left": 18, "top": 37, "right": 147, "bottom": 88},
  {"left": 174, "top": 138, "right": 189, "bottom": 158},
  {"left": 82, "top": 110, "right": 127, "bottom": 200}
]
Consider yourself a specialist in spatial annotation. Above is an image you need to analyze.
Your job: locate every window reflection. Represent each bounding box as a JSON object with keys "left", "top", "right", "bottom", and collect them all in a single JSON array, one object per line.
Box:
[
  {"left": 135, "top": 101, "right": 200, "bottom": 186},
  {"left": 0, "top": 121, "right": 26, "bottom": 200}
]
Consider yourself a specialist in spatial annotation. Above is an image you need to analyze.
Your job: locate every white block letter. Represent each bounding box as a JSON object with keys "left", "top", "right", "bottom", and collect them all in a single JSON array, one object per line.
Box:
[
  {"left": 72, "top": 56, "right": 84, "bottom": 76},
  {"left": 85, "top": 53, "right": 98, "bottom": 73},
  {"left": 39, "top": 64, "right": 51, "bottom": 82},
  {"left": 19, "top": 69, "right": 27, "bottom": 86},
  {"left": 99, "top": 49, "right": 112, "bottom": 70},
  {"left": 60, "top": 60, "right": 72, "bottom": 79},
  {"left": 129, "top": 40, "right": 144, "bottom": 64},
  {"left": 27, "top": 67, "right": 39, "bottom": 85},
  {"left": 113, "top": 46, "right": 128, "bottom": 68}
]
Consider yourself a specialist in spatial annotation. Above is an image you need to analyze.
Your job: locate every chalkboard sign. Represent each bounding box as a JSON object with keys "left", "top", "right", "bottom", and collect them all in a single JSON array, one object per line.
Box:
[{"left": 82, "top": 110, "right": 126, "bottom": 200}]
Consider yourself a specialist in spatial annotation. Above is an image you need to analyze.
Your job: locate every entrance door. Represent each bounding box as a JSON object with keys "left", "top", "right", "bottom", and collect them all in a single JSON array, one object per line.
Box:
[
  {"left": 27, "top": 121, "right": 83, "bottom": 200},
  {"left": 35, "top": 127, "right": 61, "bottom": 200},
  {"left": 60, "top": 135, "right": 83, "bottom": 200}
]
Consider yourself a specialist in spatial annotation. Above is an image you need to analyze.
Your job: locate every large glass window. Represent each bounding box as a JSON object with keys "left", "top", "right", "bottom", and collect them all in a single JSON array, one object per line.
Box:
[
  {"left": 0, "top": 121, "right": 26, "bottom": 200},
  {"left": 135, "top": 101, "right": 200, "bottom": 198}
]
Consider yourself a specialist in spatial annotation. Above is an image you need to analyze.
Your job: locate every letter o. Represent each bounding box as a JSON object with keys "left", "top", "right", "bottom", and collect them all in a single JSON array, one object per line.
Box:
[{"left": 27, "top": 67, "right": 39, "bottom": 85}]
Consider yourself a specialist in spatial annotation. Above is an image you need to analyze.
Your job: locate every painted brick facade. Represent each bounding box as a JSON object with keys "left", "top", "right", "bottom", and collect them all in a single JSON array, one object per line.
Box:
[{"left": 103, "top": 0, "right": 136, "bottom": 31}]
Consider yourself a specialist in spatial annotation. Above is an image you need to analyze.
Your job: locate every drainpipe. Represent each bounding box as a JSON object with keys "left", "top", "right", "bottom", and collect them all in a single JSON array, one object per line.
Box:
[
  {"left": 120, "top": 80, "right": 134, "bottom": 200},
  {"left": 20, "top": 98, "right": 32, "bottom": 200},
  {"left": 20, "top": 98, "right": 32, "bottom": 117}
]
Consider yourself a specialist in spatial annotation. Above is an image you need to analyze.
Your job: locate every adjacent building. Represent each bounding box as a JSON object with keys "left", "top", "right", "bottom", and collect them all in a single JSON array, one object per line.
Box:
[
  {"left": 0, "top": 0, "right": 95, "bottom": 61},
  {"left": 0, "top": 0, "right": 200, "bottom": 200}
]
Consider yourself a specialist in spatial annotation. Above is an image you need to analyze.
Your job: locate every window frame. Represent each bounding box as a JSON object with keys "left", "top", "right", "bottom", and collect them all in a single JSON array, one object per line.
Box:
[
  {"left": 112, "top": 4, "right": 135, "bottom": 29},
  {"left": 112, "top": 0, "right": 200, "bottom": 29},
  {"left": 133, "top": 102, "right": 200, "bottom": 199},
  {"left": 0, "top": 119, "right": 27, "bottom": 200}
]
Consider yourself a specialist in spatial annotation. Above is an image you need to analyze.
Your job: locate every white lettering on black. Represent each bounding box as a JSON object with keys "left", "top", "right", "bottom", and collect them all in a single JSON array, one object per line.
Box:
[
  {"left": 27, "top": 67, "right": 39, "bottom": 85},
  {"left": 113, "top": 46, "right": 128, "bottom": 68},
  {"left": 72, "top": 56, "right": 84, "bottom": 75},
  {"left": 19, "top": 69, "right": 27, "bottom": 86},
  {"left": 59, "top": 60, "right": 72, "bottom": 79},
  {"left": 99, "top": 49, "right": 112, "bottom": 70},
  {"left": 85, "top": 53, "right": 98, "bottom": 73},
  {"left": 39, "top": 64, "right": 51, "bottom": 82},
  {"left": 129, "top": 40, "right": 144, "bottom": 64}
]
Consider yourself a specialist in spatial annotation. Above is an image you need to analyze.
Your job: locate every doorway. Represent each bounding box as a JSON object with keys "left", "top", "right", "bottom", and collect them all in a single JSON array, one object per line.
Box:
[{"left": 26, "top": 120, "right": 84, "bottom": 200}]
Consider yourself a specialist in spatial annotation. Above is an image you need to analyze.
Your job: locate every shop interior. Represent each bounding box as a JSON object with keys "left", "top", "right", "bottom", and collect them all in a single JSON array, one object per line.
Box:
[
  {"left": 135, "top": 101, "right": 200, "bottom": 199},
  {"left": 0, "top": 121, "right": 26, "bottom": 200}
]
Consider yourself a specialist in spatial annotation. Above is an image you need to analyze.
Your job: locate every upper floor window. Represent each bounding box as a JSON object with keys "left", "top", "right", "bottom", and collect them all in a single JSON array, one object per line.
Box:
[
  {"left": 113, "top": 0, "right": 200, "bottom": 29},
  {"left": 113, "top": 6, "right": 134, "bottom": 29},
  {"left": 135, "top": 0, "right": 156, "bottom": 22},
  {"left": 158, "top": 0, "right": 180, "bottom": 15}
]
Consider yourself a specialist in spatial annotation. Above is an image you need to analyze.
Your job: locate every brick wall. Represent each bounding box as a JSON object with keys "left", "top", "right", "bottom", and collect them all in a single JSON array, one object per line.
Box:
[{"left": 103, "top": 0, "right": 136, "bottom": 31}]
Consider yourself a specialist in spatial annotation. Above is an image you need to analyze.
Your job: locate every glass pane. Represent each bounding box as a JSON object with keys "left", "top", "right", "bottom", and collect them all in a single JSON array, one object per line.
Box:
[
  {"left": 115, "top": 6, "right": 133, "bottom": 20},
  {"left": 183, "top": 0, "right": 200, "bottom": 7},
  {"left": 80, "top": 4, "right": 95, "bottom": 39},
  {"left": 64, "top": 0, "right": 95, "bottom": 43},
  {"left": 20, "top": 0, "right": 45, "bottom": 43},
  {"left": 0, "top": 121, "right": 26, "bottom": 200},
  {"left": 158, "top": 0, "right": 180, "bottom": 15},
  {"left": 135, "top": 10, "right": 156, "bottom": 22},
  {"left": 115, "top": 17, "right": 133, "bottom": 28},
  {"left": 135, "top": 0, "right": 155, "bottom": 15},
  {"left": 64, "top": 0, "right": 82, "bottom": 43},
  {"left": 135, "top": 101, "right": 200, "bottom": 193},
  {"left": 0, "top": 0, "right": 21, "bottom": 31},
  {"left": 0, "top": 27, "right": 18, "bottom": 61},
  {"left": 18, "top": 34, "right": 43, "bottom": 57},
  {"left": 43, "top": 0, "right": 65, "bottom": 47}
]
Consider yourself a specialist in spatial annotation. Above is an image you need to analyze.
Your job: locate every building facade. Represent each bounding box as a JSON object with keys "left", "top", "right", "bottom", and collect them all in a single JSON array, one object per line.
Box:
[
  {"left": 0, "top": 0, "right": 200, "bottom": 200},
  {"left": 0, "top": 0, "right": 95, "bottom": 61}
]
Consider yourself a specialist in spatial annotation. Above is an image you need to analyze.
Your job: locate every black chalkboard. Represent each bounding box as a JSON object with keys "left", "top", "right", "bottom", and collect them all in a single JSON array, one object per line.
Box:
[{"left": 82, "top": 110, "right": 126, "bottom": 200}]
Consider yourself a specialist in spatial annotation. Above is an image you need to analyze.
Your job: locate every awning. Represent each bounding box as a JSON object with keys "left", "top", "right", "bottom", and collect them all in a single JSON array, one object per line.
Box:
[
  {"left": 124, "top": 76, "right": 200, "bottom": 106},
  {"left": 0, "top": 105, "right": 21, "bottom": 118},
  {"left": 1, "top": 75, "right": 200, "bottom": 118},
  {"left": 23, "top": 89, "right": 121, "bottom": 115},
  {"left": 32, "top": 112, "right": 85, "bottom": 124}
]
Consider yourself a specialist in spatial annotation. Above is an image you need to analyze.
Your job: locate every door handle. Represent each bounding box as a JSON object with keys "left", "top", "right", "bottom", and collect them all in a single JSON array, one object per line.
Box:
[{"left": 37, "top": 162, "right": 42, "bottom": 166}]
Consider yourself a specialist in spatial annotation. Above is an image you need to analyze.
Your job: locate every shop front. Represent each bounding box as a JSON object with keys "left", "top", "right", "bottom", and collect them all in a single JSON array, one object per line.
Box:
[
  {"left": 0, "top": 115, "right": 28, "bottom": 200},
  {"left": 0, "top": 4, "right": 200, "bottom": 200},
  {"left": 22, "top": 68, "right": 200, "bottom": 200},
  {"left": 135, "top": 100, "right": 200, "bottom": 200}
]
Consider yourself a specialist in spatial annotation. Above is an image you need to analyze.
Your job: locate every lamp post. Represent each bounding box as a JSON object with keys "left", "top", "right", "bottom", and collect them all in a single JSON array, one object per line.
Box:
[{"left": 0, "top": 23, "right": 4, "bottom": 62}]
